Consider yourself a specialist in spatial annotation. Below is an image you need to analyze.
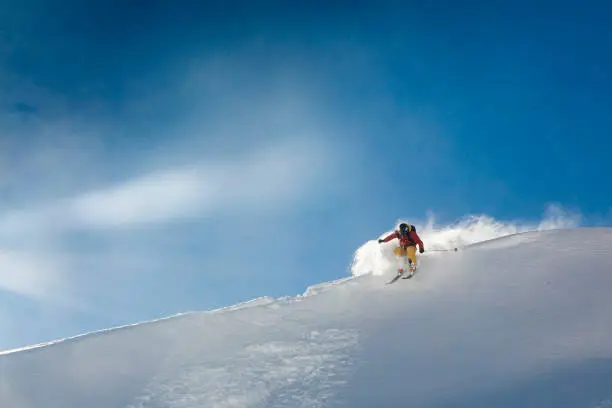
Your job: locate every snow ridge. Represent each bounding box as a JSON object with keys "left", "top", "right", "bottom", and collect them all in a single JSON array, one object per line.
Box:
[{"left": 3, "top": 221, "right": 612, "bottom": 408}]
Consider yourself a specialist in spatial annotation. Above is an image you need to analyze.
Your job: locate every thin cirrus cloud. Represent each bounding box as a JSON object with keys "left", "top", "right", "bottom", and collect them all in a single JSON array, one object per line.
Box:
[
  {"left": 0, "top": 139, "right": 332, "bottom": 235},
  {"left": 71, "top": 139, "right": 332, "bottom": 230},
  {"left": 0, "top": 250, "right": 67, "bottom": 300},
  {"left": 71, "top": 166, "right": 215, "bottom": 229}
]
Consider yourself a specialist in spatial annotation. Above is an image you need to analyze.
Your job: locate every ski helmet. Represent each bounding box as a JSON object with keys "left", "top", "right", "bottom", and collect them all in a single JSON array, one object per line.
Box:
[{"left": 399, "top": 223, "right": 411, "bottom": 235}]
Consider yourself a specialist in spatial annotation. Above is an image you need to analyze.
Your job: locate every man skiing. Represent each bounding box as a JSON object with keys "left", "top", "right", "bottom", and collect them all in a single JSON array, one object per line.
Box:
[{"left": 378, "top": 222, "right": 425, "bottom": 275}]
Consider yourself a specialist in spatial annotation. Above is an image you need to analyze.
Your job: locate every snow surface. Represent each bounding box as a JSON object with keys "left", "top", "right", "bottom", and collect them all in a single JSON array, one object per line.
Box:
[{"left": 1, "top": 224, "right": 612, "bottom": 407}]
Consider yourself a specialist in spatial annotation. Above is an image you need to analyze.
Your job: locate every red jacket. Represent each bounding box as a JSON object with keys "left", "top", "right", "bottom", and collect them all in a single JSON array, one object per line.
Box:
[{"left": 381, "top": 230, "right": 424, "bottom": 249}]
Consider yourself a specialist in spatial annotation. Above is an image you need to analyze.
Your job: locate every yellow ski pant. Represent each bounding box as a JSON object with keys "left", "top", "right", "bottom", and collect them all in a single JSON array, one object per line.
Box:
[{"left": 394, "top": 246, "right": 416, "bottom": 265}]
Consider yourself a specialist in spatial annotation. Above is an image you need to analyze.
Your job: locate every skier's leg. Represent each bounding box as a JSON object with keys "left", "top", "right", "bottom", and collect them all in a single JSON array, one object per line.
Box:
[
  {"left": 393, "top": 247, "right": 408, "bottom": 273},
  {"left": 406, "top": 246, "right": 417, "bottom": 272}
]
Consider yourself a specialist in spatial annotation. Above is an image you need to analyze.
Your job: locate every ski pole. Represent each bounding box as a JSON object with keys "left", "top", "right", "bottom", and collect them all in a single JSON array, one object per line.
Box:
[{"left": 428, "top": 248, "right": 458, "bottom": 252}]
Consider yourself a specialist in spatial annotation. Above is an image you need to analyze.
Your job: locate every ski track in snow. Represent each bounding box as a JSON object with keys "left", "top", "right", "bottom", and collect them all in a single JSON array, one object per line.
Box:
[{"left": 126, "top": 328, "right": 359, "bottom": 408}]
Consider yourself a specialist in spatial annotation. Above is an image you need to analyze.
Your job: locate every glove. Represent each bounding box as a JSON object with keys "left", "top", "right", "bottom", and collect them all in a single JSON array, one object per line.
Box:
[
  {"left": 419, "top": 247, "right": 424, "bottom": 253},
  {"left": 378, "top": 239, "right": 383, "bottom": 244}
]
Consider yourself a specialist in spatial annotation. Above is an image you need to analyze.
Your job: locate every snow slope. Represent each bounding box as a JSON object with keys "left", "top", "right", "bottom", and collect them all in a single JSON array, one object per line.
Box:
[{"left": 1, "top": 227, "right": 612, "bottom": 408}]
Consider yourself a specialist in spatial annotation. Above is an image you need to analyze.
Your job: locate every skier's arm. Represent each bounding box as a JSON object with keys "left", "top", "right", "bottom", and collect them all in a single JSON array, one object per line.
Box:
[
  {"left": 378, "top": 232, "right": 398, "bottom": 243},
  {"left": 410, "top": 230, "right": 425, "bottom": 251}
]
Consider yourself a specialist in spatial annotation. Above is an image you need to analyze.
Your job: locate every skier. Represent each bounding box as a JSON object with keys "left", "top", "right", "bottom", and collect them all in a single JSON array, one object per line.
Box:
[{"left": 378, "top": 223, "right": 425, "bottom": 275}]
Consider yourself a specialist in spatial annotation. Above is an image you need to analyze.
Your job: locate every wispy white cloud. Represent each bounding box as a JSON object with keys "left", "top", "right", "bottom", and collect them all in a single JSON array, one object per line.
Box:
[
  {"left": 71, "top": 166, "right": 213, "bottom": 229},
  {"left": 0, "top": 250, "right": 67, "bottom": 299},
  {"left": 0, "top": 138, "right": 333, "bottom": 235}
]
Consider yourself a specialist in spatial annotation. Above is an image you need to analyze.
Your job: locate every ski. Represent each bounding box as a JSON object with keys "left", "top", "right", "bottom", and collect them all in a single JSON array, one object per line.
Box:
[
  {"left": 386, "top": 263, "right": 418, "bottom": 284},
  {"left": 402, "top": 271, "right": 415, "bottom": 279},
  {"left": 385, "top": 273, "right": 404, "bottom": 285}
]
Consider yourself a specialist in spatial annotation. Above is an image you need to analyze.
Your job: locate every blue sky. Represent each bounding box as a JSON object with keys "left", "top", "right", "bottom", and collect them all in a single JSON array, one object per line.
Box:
[{"left": 0, "top": 0, "right": 610, "bottom": 349}]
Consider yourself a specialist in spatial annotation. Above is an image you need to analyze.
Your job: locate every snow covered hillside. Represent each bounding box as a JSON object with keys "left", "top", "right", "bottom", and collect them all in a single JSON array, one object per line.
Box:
[{"left": 1, "top": 226, "right": 612, "bottom": 408}]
